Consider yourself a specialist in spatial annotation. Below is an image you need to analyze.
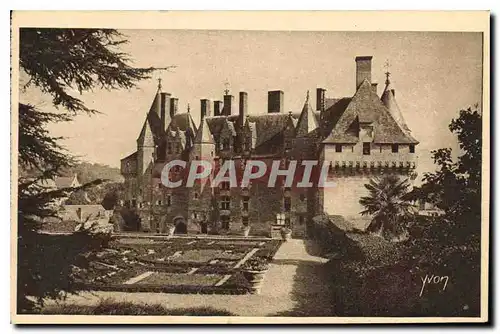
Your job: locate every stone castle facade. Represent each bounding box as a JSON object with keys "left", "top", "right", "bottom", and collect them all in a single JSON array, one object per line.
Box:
[{"left": 120, "top": 56, "right": 418, "bottom": 237}]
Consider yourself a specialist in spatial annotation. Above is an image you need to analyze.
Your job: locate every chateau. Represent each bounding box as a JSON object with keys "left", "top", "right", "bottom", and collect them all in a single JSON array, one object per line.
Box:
[{"left": 120, "top": 56, "right": 418, "bottom": 237}]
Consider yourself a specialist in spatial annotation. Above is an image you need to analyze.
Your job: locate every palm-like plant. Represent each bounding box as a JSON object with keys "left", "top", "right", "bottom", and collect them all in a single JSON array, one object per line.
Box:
[{"left": 359, "top": 175, "right": 415, "bottom": 239}]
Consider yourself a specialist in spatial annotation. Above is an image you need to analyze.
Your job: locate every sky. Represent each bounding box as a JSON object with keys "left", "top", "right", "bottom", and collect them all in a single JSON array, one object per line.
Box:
[{"left": 19, "top": 30, "right": 483, "bottom": 181}]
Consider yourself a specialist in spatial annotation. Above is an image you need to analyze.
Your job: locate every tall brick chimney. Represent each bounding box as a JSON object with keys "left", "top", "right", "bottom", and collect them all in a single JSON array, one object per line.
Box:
[
  {"left": 200, "top": 99, "right": 211, "bottom": 119},
  {"left": 316, "top": 88, "right": 326, "bottom": 111},
  {"left": 223, "top": 94, "right": 234, "bottom": 116},
  {"left": 170, "top": 97, "right": 179, "bottom": 117},
  {"left": 355, "top": 56, "right": 372, "bottom": 89},
  {"left": 239, "top": 92, "right": 248, "bottom": 127},
  {"left": 213, "top": 100, "right": 223, "bottom": 116},
  {"left": 160, "top": 92, "right": 171, "bottom": 130},
  {"left": 268, "top": 90, "right": 284, "bottom": 113}
]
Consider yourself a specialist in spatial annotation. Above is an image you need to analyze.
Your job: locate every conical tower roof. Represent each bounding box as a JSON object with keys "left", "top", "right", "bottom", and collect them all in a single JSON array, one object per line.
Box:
[
  {"left": 296, "top": 91, "right": 319, "bottom": 136},
  {"left": 381, "top": 74, "right": 411, "bottom": 133},
  {"left": 194, "top": 118, "right": 215, "bottom": 144}
]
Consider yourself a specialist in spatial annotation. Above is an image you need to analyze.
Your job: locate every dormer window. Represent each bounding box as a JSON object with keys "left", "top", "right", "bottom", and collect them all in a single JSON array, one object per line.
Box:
[
  {"left": 363, "top": 142, "right": 371, "bottom": 155},
  {"left": 392, "top": 144, "right": 399, "bottom": 153}
]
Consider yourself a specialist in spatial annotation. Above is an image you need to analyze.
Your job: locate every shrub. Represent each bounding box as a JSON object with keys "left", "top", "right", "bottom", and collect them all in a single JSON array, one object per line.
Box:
[
  {"left": 42, "top": 298, "right": 236, "bottom": 315},
  {"left": 310, "top": 214, "right": 364, "bottom": 260}
]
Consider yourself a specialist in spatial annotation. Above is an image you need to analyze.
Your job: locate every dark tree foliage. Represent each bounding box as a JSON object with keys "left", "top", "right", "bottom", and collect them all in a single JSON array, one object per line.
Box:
[
  {"left": 18, "top": 28, "right": 158, "bottom": 313},
  {"left": 403, "top": 106, "right": 482, "bottom": 315},
  {"left": 409, "top": 107, "right": 482, "bottom": 245},
  {"left": 20, "top": 29, "right": 155, "bottom": 114}
]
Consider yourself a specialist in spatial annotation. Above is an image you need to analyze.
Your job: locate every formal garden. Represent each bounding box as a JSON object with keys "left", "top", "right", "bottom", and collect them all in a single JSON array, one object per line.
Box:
[{"left": 78, "top": 236, "right": 282, "bottom": 295}]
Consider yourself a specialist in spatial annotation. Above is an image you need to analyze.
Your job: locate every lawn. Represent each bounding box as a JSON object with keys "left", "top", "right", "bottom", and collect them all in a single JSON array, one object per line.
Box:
[{"left": 81, "top": 236, "right": 282, "bottom": 294}]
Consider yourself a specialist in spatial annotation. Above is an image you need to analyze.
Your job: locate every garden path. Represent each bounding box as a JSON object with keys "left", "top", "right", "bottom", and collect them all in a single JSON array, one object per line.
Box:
[{"left": 46, "top": 239, "right": 335, "bottom": 316}]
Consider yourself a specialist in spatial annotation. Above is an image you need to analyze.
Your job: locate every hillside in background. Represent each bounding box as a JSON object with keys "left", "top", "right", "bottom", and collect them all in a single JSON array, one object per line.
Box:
[{"left": 61, "top": 162, "right": 124, "bottom": 184}]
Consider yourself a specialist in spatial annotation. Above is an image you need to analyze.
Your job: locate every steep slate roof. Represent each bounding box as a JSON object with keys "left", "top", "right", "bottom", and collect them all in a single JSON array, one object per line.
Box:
[
  {"left": 323, "top": 79, "right": 418, "bottom": 144},
  {"left": 137, "top": 88, "right": 168, "bottom": 147},
  {"left": 206, "top": 112, "right": 301, "bottom": 149},
  {"left": 324, "top": 98, "right": 343, "bottom": 110},
  {"left": 194, "top": 118, "right": 215, "bottom": 144},
  {"left": 247, "top": 113, "right": 301, "bottom": 149},
  {"left": 296, "top": 92, "right": 319, "bottom": 136},
  {"left": 205, "top": 115, "right": 239, "bottom": 135},
  {"left": 171, "top": 112, "right": 198, "bottom": 133},
  {"left": 166, "top": 112, "right": 197, "bottom": 149},
  {"left": 137, "top": 117, "right": 156, "bottom": 147},
  {"left": 381, "top": 78, "right": 412, "bottom": 134}
]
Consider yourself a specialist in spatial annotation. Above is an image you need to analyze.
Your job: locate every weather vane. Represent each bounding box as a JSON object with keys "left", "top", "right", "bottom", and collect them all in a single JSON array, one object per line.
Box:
[
  {"left": 154, "top": 65, "right": 178, "bottom": 89},
  {"left": 224, "top": 79, "right": 230, "bottom": 95}
]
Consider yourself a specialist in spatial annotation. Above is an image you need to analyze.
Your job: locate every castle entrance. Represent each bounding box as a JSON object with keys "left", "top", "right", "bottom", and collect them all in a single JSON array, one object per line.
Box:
[{"left": 173, "top": 216, "right": 187, "bottom": 234}]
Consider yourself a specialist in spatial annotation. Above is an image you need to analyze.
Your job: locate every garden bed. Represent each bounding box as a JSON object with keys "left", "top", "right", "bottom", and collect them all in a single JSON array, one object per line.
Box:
[{"left": 80, "top": 237, "right": 283, "bottom": 294}]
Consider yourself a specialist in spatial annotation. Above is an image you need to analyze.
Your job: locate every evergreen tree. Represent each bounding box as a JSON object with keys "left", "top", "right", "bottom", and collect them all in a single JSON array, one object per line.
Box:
[{"left": 17, "top": 29, "right": 166, "bottom": 312}]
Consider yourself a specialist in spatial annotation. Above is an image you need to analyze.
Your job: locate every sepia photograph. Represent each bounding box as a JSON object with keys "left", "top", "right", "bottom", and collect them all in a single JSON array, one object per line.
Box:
[{"left": 10, "top": 11, "right": 490, "bottom": 324}]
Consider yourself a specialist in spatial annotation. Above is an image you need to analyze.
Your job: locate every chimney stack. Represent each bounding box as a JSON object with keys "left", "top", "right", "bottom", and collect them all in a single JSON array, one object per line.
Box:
[
  {"left": 160, "top": 92, "right": 171, "bottom": 130},
  {"left": 200, "top": 99, "right": 211, "bottom": 119},
  {"left": 213, "top": 100, "right": 223, "bottom": 116},
  {"left": 355, "top": 56, "right": 373, "bottom": 89},
  {"left": 239, "top": 92, "right": 248, "bottom": 127},
  {"left": 316, "top": 88, "right": 326, "bottom": 111},
  {"left": 170, "top": 97, "right": 178, "bottom": 117},
  {"left": 268, "top": 90, "right": 284, "bottom": 113},
  {"left": 371, "top": 83, "right": 378, "bottom": 95},
  {"left": 223, "top": 94, "right": 235, "bottom": 116}
]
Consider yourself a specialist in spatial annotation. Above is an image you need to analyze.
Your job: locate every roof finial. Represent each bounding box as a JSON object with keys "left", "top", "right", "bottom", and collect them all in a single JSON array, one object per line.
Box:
[
  {"left": 157, "top": 77, "right": 162, "bottom": 90},
  {"left": 306, "top": 90, "right": 310, "bottom": 103},
  {"left": 224, "top": 79, "right": 230, "bottom": 95},
  {"left": 187, "top": 103, "right": 191, "bottom": 113},
  {"left": 384, "top": 59, "right": 391, "bottom": 84}
]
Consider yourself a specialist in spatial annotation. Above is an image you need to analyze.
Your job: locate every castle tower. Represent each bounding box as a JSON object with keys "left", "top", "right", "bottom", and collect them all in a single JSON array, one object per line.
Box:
[
  {"left": 381, "top": 71, "right": 412, "bottom": 135},
  {"left": 296, "top": 91, "right": 319, "bottom": 137},
  {"left": 187, "top": 109, "right": 217, "bottom": 233}
]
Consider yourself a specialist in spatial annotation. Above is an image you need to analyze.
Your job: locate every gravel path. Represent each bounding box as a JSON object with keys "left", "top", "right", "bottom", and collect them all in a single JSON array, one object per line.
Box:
[{"left": 46, "top": 239, "right": 334, "bottom": 316}]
